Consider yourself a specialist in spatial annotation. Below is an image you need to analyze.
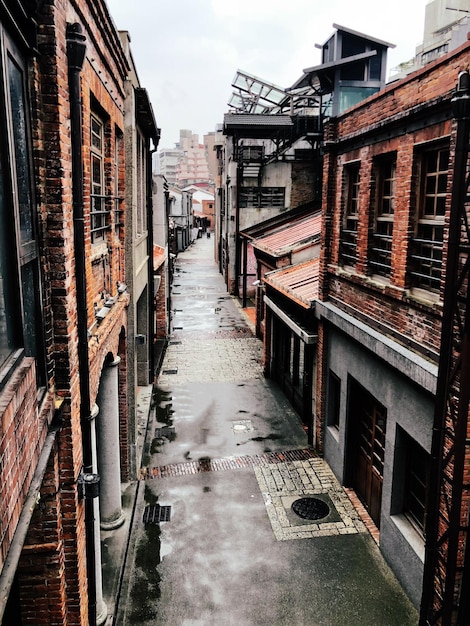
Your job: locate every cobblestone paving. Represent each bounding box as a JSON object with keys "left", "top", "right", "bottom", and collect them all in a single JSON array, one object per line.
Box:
[
  {"left": 158, "top": 337, "right": 263, "bottom": 385},
  {"left": 255, "top": 457, "right": 367, "bottom": 541}
]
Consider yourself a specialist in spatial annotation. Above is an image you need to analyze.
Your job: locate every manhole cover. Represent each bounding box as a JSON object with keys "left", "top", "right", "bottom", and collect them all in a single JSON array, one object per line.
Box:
[{"left": 291, "top": 497, "right": 330, "bottom": 520}]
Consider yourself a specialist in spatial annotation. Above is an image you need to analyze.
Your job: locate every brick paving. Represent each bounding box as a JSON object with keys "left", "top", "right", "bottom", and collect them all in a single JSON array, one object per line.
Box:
[{"left": 138, "top": 447, "right": 316, "bottom": 479}]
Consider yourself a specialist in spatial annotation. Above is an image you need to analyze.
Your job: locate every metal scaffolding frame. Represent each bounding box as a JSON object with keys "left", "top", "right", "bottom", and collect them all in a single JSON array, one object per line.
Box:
[{"left": 420, "top": 70, "right": 470, "bottom": 626}]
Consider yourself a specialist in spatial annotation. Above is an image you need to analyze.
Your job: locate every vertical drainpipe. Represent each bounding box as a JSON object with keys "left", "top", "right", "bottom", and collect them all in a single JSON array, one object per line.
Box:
[
  {"left": 147, "top": 135, "right": 159, "bottom": 383},
  {"left": 235, "top": 139, "right": 241, "bottom": 297},
  {"left": 66, "top": 23, "right": 97, "bottom": 626}
]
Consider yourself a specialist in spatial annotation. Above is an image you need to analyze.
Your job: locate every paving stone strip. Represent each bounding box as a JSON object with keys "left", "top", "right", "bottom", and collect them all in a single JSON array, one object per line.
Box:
[{"left": 138, "top": 447, "right": 316, "bottom": 479}]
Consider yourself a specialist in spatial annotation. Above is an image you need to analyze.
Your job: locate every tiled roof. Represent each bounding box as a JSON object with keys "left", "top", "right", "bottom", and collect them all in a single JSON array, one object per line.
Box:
[
  {"left": 264, "top": 258, "right": 319, "bottom": 308},
  {"left": 153, "top": 244, "right": 166, "bottom": 269},
  {"left": 252, "top": 212, "right": 321, "bottom": 257}
]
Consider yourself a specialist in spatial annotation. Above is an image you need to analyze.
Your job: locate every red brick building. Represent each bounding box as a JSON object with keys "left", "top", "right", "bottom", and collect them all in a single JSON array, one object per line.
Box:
[
  {"left": 0, "top": 2, "right": 159, "bottom": 624},
  {"left": 317, "top": 36, "right": 470, "bottom": 617}
]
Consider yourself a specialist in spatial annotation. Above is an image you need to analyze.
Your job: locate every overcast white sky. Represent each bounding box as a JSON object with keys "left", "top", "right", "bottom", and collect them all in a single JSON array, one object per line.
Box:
[{"left": 106, "top": 0, "right": 430, "bottom": 148}]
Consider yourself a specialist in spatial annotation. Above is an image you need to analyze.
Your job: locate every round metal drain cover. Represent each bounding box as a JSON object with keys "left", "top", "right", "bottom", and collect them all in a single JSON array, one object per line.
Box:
[{"left": 291, "top": 497, "right": 330, "bottom": 520}]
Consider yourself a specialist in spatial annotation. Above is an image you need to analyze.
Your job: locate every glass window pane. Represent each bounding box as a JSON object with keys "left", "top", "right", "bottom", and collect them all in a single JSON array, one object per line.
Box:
[
  {"left": 0, "top": 129, "right": 21, "bottom": 367},
  {"left": 8, "top": 53, "right": 33, "bottom": 244}
]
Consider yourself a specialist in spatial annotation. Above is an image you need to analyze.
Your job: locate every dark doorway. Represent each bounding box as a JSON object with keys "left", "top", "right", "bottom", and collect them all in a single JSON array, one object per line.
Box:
[{"left": 347, "top": 380, "right": 386, "bottom": 528}]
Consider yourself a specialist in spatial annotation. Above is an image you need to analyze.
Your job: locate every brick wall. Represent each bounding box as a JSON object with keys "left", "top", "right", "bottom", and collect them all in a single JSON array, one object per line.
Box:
[
  {"left": 0, "top": 360, "right": 48, "bottom": 573},
  {"left": 1, "top": 1, "right": 131, "bottom": 623},
  {"left": 290, "top": 162, "right": 317, "bottom": 208},
  {"left": 155, "top": 267, "right": 168, "bottom": 340},
  {"left": 319, "top": 42, "right": 470, "bottom": 357}
]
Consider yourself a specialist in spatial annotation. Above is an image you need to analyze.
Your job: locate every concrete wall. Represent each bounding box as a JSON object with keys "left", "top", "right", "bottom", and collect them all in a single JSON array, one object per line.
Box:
[{"left": 323, "top": 314, "right": 436, "bottom": 608}]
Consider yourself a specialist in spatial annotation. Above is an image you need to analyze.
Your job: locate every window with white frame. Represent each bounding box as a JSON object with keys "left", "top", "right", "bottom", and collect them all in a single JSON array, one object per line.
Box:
[
  {"left": 114, "top": 130, "right": 123, "bottom": 239},
  {"left": 409, "top": 145, "right": 449, "bottom": 292},
  {"left": 90, "top": 114, "right": 108, "bottom": 244},
  {"left": 136, "top": 131, "right": 147, "bottom": 235},
  {"left": 340, "top": 163, "right": 360, "bottom": 267},
  {"left": 370, "top": 156, "right": 396, "bottom": 277}
]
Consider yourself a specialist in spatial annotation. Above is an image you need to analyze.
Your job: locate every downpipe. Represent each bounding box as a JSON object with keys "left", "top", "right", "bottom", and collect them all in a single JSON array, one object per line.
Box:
[{"left": 67, "top": 22, "right": 98, "bottom": 626}]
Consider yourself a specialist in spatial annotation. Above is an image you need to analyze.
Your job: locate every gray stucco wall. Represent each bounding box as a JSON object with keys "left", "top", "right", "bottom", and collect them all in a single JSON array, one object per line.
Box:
[{"left": 319, "top": 303, "right": 437, "bottom": 608}]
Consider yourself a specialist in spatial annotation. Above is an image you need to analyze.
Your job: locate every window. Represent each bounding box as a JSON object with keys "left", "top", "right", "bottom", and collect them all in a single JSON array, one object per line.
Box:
[
  {"left": 90, "top": 114, "right": 108, "bottom": 244},
  {"left": 409, "top": 146, "right": 449, "bottom": 291},
  {"left": 340, "top": 163, "right": 360, "bottom": 266},
  {"left": 403, "top": 433, "right": 430, "bottom": 535},
  {"left": 327, "top": 371, "right": 341, "bottom": 429},
  {"left": 0, "top": 29, "right": 45, "bottom": 385},
  {"left": 239, "top": 145, "right": 264, "bottom": 162},
  {"left": 114, "top": 131, "right": 123, "bottom": 239},
  {"left": 136, "top": 132, "right": 146, "bottom": 235},
  {"left": 370, "top": 157, "right": 396, "bottom": 277},
  {"left": 239, "top": 187, "right": 285, "bottom": 208}
]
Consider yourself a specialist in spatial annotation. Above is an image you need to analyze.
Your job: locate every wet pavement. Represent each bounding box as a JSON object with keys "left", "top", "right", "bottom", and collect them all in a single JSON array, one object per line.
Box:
[{"left": 111, "top": 235, "right": 419, "bottom": 626}]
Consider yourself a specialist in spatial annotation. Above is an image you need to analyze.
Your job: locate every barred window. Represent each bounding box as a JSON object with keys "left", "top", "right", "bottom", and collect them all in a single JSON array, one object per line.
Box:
[
  {"left": 136, "top": 131, "right": 146, "bottom": 235},
  {"left": 403, "top": 434, "right": 430, "bottom": 535},
  {"left": 90, "top": 114, "right": 108, "bottom": 244},
  {"left": 239, "top": 145, "right": 264, "bottom": 162},
  {"left": 370, "top": 157, "right": 395, "bottom": 277},
  {"left": 239, "top": 187, "right": 285, "bottom": 208},
  {"left": 114, "top": 131, "right": 123, "bottom": 239},
  {"left": 409, "top": 146, "right": 448, "bottom": 291},
  {"left": 340, "top": 163, "right": 360, "bottom": 266}
]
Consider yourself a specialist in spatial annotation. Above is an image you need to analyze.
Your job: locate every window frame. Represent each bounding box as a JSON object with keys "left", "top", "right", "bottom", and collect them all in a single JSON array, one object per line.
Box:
[
  {"left": 369, "top": 155, "right": 396, "bottom": 278},
  {"left": 340, "top": 162, "right": 360, "bottom": 267},
  {"left": 90, "top": 112, "right": 109, "bottom": 244},
  {"left": 327, "top": 370, "right": 341, "bottom": 430},
  {"left": 0, "top": 27, "right": 45, "bottom": 387},
  {"left": 409, "top": 144, "right": 449, "bottom": 292},
  {"left": 404, "top": 437, "right": 429, "bottom": 535},
  {"left": 239, "top": 186, "right": 285, "bottom": 208}
]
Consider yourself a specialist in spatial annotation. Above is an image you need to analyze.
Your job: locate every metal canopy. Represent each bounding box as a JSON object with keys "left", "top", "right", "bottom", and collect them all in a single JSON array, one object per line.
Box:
[{"left": 228, "top": 69, "right": 320, "bottom": 115}]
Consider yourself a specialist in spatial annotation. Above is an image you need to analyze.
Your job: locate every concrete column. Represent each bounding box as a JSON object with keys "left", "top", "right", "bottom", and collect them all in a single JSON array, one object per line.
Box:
[
  {"left": 89, "top": 403, "right": 108, "bottom": 625},
  {"left": 96, "top": 357, "right": 125, "bottom": 529}
]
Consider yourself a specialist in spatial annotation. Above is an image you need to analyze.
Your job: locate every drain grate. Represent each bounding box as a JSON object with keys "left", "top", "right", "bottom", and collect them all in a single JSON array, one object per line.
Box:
[
  {"left": 162, "top": 369, "right": 178, "bottom": 375},
  {"left": 155, "top": 426, "right": 175, "bottom": 439},
  {"left": 169, "top": 341, "right": 182, "bottom": 345},
  {"left": 291, "top": 497, "right": 330, "bottom": 521},
  {"left": 143, "top": 504, "right": 172, "bottom": 524}
]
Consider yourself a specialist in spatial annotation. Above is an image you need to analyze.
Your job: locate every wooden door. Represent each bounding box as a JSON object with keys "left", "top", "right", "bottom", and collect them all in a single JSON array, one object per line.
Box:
[{"left": 352, "top": 384, "right": 386, "bottom": 528}]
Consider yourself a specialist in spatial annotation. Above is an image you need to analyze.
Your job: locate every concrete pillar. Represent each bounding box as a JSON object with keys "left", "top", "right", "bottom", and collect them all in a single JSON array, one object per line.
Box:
[
  {"left": 96, "top": 357, "right": 125, "bottom": 530},
  {"left": 90, "top": 403, "right": 108, "bottom": 625}
]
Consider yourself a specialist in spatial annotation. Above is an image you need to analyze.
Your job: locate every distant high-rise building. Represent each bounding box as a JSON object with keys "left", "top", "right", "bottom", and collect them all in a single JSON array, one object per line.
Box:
[
  {"left": 390, "top": 0, "right": 470, "bottom": 79},
  {"left": 156, "top": 129, "right": 214, "bottom": 190}
]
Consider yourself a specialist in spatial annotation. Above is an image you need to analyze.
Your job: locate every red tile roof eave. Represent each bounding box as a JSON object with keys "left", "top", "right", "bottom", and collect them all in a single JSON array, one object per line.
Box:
[
  {"left": 253, "top": 236, "right": 321, "bottom": 257},
  {"left": 263, "top": 259, "right": 319, "bottom": 309},
  {"left": 264, "top": 281, "right": 317, "bottom": 309}
]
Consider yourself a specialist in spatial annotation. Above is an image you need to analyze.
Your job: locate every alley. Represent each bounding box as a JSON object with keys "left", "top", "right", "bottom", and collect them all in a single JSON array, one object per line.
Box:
[{"left": 116, "top": 235, "right": 419, "bottom": 626}]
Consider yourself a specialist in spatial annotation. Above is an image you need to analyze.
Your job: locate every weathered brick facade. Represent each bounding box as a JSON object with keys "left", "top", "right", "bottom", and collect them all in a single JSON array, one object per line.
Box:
[
  {"left": 0, "top": 0, "right": 157, "bottom": 624},
  {"left": 317, "top": 38, "right": 470, "bottom": 611}
]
